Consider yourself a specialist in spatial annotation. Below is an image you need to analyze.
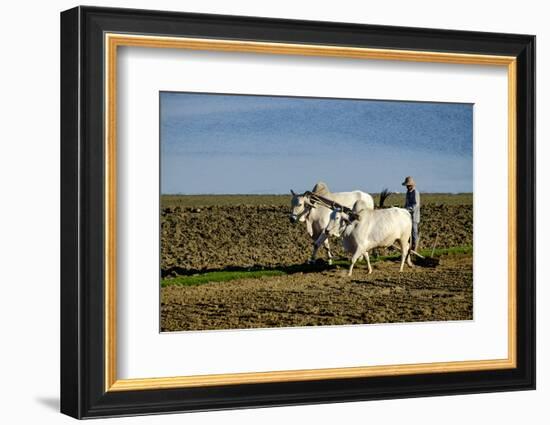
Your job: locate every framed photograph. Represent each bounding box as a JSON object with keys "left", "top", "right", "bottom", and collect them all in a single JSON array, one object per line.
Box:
[{"left": 60, "top": 6, "right": 535, "bottom": 419}]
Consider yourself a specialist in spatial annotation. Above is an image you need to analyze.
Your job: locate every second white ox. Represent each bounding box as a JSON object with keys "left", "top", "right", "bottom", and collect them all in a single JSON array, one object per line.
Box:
[
  {"left": 289, "top": 182, "right": 374, "bottom": 264},
  {"left": 324, "top": 199, "right": 413, "bottom": 276}
]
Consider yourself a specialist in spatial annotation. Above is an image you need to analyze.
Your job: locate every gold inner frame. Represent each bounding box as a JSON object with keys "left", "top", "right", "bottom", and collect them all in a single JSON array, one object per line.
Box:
[{"left": 104, "top": 33, "right": 518, "bottom": 392}]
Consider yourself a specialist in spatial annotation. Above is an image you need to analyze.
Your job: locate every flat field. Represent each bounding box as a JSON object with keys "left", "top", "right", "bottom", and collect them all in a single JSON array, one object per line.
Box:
[{"left": 160, "top": 193, "right": 473, "bottom": 331}]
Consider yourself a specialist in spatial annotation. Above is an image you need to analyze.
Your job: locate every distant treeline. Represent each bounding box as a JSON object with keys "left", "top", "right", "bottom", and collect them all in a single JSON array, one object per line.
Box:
[{"left": 161, "top": 193, "right": 473, "bottom": 208}]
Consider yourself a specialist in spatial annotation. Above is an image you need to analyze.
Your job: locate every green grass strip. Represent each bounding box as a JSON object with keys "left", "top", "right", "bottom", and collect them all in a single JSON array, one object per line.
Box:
[
  {"left": 427, "top": 245, "right": 473, "bottom": 256},
  {"left": 330, "top": 245, "right": 473, "bottom": 265},
  {"left": 161, "top": 269, "right": 286, "bottom": 287},
  {"left": 379, "top": 245, "right": 472, "bottom": 261},
  {"left": 161, "top": 245, "right": 472, "bottom": 287}
]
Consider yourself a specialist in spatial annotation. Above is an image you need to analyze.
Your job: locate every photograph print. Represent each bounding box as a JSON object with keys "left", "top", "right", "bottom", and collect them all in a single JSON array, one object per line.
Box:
[{"left": 160, "top": 92, "right": 473, "bottom": 332}]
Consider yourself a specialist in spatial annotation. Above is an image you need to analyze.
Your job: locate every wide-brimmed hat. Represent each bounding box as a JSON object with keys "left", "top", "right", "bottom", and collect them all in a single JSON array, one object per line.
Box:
[{"left": 401, "top": 176, "right": 416, "bottom": 186}]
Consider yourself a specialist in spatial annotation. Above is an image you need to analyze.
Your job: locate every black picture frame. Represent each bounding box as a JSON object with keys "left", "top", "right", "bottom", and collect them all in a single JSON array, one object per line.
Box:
[{"left": 61, "top": 5, "right": 535, "bottom": 419}]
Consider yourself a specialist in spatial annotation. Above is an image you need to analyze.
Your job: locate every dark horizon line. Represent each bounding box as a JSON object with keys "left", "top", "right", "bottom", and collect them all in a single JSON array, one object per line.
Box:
[{"left": 161, "top": 192, "right": 474, "bottom": 196}]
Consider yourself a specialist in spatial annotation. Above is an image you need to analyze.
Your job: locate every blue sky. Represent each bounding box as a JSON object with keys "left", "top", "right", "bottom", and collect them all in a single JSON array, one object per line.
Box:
[{"left": 160, "top": 92, "right": 473, "bottom": 194}]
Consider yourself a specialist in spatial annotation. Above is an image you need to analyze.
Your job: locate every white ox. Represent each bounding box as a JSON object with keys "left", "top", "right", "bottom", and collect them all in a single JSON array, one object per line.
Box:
[
  {"left": 289, "top": 182, "right": 374, "bottom": 264},
  {"left": 324, "top": 199, "right": 413, "bottom": 276}
]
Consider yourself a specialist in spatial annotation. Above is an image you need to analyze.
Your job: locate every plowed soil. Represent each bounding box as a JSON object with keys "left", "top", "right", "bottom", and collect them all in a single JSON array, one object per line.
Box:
[
  {"left": 160, "top": 194, "right": 473, "bottom": 331},
  {"left": 161, "top": 254, "right": 472, "bottom": 331},
  {"left": 161, "top": 195, "right": 472, "bottom": 275}
]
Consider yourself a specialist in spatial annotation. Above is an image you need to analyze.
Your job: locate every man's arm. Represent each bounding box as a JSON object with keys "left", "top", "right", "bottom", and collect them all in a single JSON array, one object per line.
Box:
[{"left": 413, "top": 190, "right": 421, "bottom": 222}]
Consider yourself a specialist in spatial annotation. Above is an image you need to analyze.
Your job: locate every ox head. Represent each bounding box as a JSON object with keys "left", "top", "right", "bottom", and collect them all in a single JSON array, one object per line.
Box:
[
  {"left": 324, "top": 207, "right": 352, "bottom": 237},
  {"left": 289, "top": 189, "right": 314, "bottom": 224}
]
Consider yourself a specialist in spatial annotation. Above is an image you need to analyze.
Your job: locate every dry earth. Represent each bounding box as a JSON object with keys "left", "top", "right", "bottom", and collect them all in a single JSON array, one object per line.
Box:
[
  {"left": 160, "top": 194, "right": 473, "bottom": 331},
  {"left": 161, "top": 197, "right": 472, "bottom": 275},
  {"left": 161, "top": 254, "right": 472, "bottom": 331}
]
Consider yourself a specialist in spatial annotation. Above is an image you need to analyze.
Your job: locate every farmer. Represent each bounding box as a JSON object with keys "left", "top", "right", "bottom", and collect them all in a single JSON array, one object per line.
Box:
[{"left": 402, "top": 176, "right": 420, "bottom": 250}]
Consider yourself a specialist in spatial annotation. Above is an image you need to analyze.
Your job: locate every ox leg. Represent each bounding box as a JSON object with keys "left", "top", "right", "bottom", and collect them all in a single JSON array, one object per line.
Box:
[
  {"left": 323, "top": 238, "right": 333, "bottom": 265},
  {"left": 309, "top": 233, "right": 327, "bottom": 264},
  {"left": 308, "top": 243, "right": 319, "bottom": 264},
  {"left": 348, "top": 250, "right": 362, "bottom": 277},
  {"left": 364, "top": 251, "right": 373, "bottom": 274},
  {"left": 399, "top": 238, "right": 412, "bottom": 272},
  {"left": 403, "top": 236, "right": 414, "bottom": 268}
]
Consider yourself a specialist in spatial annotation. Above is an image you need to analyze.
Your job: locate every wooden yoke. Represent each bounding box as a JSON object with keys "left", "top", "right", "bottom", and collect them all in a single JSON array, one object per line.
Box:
[{"left": 304, "top": 191, "right": 359, "bottom": 220}]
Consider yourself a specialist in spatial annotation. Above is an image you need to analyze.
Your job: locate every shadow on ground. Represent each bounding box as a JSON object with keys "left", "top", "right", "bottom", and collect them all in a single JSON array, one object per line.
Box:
[
  {"left": 35, "top": 396, "right": 59, "bottom": 412},
  {"left": 162, "top": 259, "right": 338, "bottom": 278}
]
